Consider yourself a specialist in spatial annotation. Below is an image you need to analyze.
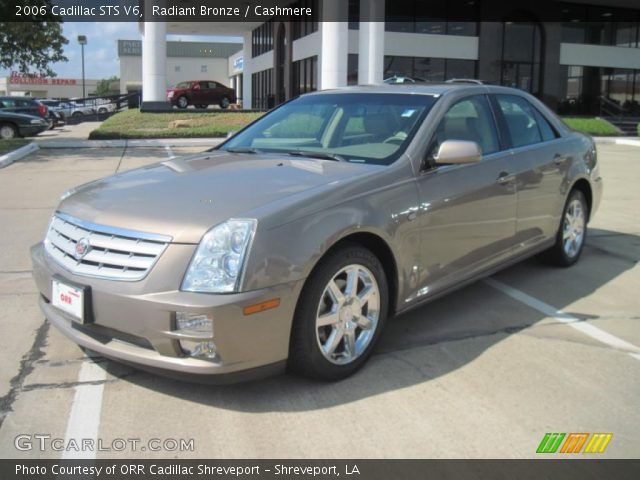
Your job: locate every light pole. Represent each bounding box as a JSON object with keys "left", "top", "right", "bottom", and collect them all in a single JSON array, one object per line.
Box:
[{"left": 77, "top": 35, "right": 87, "bottom": 99}]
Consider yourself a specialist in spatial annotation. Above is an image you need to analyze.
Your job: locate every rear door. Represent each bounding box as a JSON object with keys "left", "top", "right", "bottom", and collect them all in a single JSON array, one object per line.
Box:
[
  {"left": 207, "top": 82, "right": 222, "bottom": 104},
  {"left": 492, "top": 94, "right": 567, "bottom": 250},
  {"left": 412, "top": 94, "right": 517, "bottom": 301}
]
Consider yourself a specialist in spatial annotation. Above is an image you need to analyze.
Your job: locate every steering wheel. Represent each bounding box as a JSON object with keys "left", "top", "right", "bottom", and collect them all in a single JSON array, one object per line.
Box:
[{"left": 383, "top": 132, "right": 407, "bottom": 145}]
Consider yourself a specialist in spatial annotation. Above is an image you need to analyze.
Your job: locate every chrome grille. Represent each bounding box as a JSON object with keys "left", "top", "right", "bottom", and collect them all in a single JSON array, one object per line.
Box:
[{"left": 44, "top": 213, "right": 172, "bottom": 281}]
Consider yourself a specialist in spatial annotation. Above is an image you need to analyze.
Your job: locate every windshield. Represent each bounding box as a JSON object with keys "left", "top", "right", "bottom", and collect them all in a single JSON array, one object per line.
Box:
[{"left": 221, "top": 93, "right": 438, "bottom": 165}]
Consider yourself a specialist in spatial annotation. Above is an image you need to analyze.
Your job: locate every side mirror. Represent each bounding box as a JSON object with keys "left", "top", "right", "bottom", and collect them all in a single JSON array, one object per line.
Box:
[{"left": 433, "top": 140, "right": 482, "bottom": 165}]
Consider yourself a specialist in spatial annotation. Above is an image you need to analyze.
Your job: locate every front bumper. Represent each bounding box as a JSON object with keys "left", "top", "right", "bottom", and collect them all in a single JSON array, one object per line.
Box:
[
  {"left": 20, "top": 124, "right": 48, "bottom": 137},
  {"left": 31, "top": 243, "right": 304, "bottom": 383}
]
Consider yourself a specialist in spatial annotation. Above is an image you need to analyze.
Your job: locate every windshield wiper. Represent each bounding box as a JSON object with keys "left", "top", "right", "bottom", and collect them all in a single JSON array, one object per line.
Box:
[
  {"left": 226, "top": 147, "right": 260, "bottom": 154},
  {"left": 287, "top": 150, "right": 346, "bottom": 162}
]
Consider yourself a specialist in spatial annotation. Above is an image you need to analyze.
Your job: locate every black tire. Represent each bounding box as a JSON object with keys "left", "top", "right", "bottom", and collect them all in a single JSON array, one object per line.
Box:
[
  {"left": 219, "top": 97, "right": 230, "bottom": 109},
  {"left": 547, "top": 189, "right": 588, "bottom": 267},
  {"left": 72, "top": 111, "right": 83, "bottom": 118},
  {"left": 0, "top": 123, "right": 18, "bottom": 139},
  {"left": 98, "top": 107, "right": 107, "bottom": 114},
  {"left": 177, "top": 96, "right": 189, "bottom": 109},
  {"left": 288, "top": 244, "right": 389, "bottom": 381}
]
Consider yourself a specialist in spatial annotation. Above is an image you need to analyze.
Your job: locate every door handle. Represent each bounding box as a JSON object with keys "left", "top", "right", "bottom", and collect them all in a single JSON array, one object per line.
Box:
[
  {"left": 497, "top": 172, "right": 515, "bottom": 185},
  {"left": 554, "top": 154, "right": 565, "bottom": 165}
]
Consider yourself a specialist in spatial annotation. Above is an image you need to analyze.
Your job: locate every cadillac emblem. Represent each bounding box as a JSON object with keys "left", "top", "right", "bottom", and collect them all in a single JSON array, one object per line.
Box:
[{"left": 74, "top": 238, "right": 91, "bottom": 260}]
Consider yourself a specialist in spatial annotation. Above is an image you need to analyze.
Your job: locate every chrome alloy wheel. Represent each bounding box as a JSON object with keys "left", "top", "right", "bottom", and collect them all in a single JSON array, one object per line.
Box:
[
  {"left": 315, "top": 264, "right": 380, "bottom": 365},
  {"left": 563, "top": 198, "right": 586, "bottom": 258}
]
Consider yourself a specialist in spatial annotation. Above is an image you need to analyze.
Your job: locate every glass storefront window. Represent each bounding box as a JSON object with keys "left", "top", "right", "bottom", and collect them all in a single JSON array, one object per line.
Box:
[
  {"left": 385, "top": 0, "right": 477, "bottom": 36},
  {"left": 384, "top": 56, "right": 477, "bottom": 83}
]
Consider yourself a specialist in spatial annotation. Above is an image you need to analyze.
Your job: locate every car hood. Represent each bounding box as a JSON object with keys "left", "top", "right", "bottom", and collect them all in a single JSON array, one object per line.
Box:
[{"left": 59, "top": 151, "right": 379, "bottom": 244}]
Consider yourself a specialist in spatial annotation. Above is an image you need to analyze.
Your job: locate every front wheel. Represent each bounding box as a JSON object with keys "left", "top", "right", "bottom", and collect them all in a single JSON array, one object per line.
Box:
[
  {"left": 289, "top": 244, "right": 389, "bottom": 381},
  {"left": 219, "top": 97, "right": 230, "bottom": 109},
  {"left": 547, "top": 189, "right": 588, "bottom": 267},
  {"left": 177, "top": 96, "right": 189, "bottom": 109}
]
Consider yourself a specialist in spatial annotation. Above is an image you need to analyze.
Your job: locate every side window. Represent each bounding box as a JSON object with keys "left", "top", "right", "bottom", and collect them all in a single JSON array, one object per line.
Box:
[
  {"left": 532, "top": 107, "right": 558, "bottom": 142},
  {"left": 496, "top": 95, "right": 545, "bottom": 148},
  {"left": 433, "top": 95, "right": 500, "bottom": 156},
  {"left": 198, "top": 81, "right": 208, "bottom": 90}
]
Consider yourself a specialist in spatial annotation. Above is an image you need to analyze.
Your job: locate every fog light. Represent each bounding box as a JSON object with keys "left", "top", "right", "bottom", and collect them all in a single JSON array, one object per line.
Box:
[
  {"left": 179, "top": 340, "right": 217, "bottom": 359},
  {"left": 176, "top": 312, "right": 213, "bottom": 336}
]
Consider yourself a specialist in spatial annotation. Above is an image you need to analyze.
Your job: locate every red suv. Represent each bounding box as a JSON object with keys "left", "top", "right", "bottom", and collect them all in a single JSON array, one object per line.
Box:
[{"left": 166, "top": 81, "right": 237, "bottom": 109}]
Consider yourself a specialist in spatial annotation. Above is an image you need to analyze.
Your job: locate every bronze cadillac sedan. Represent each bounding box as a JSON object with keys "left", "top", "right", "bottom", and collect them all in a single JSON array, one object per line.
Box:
[{"left": 31, "top": 84, "right": 602, "bottom": 382}]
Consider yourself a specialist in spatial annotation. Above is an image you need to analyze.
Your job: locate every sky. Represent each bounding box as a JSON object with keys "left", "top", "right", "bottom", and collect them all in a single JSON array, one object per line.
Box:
[{"left": 1, "top": 22, "right": 242, "bottom": 80}]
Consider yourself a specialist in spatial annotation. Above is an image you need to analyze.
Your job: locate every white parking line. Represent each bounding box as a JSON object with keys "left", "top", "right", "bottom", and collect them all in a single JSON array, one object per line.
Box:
[
  {"left": 164, "top": 146, "right": 175, "bottom": 159},
  {"left": 61, "top": 359, "right": 106, "bottom": 460},
  {"left": 484, "top": 278, "right": 640, "bottom": 361}
]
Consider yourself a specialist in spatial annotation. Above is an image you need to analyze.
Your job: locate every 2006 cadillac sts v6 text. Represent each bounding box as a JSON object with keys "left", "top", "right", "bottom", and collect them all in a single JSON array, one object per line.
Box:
[{"left": 31, "top": 84, "right": 602, "bottom": 382}]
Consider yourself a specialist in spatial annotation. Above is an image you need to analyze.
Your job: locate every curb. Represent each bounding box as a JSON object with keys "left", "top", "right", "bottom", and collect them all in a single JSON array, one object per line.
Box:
[
  {"left": 37, "top": 138, "right": 224, "bottom": 149},
  {"left": 594, "top": 137, "right": 640, "bottom": 147},
  {"left": 0, "top": 142, "right": 39, "bottom": 168}
]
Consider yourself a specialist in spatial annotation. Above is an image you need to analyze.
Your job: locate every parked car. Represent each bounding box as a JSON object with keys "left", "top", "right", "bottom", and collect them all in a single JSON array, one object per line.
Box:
[
  {"left": 92, "top": 98, "right": 117, "bottom": 114},
  {"left": 67, "top": 100, "right": 96, "bottom": 117},
  {"left": 0, "top": 96, "right": 49, "bottom": 124},
  {"left": 167, "top": 80, "right": 237, "bottom": 109},
  {"left": 31, "top": 84, "right": 602, "bottom": 383},
  {"left": 40, "top": 100, "right": 72, "bottom": 119},
  {"left": 0, "top": 111, "right": 49, "bottom": 139}
]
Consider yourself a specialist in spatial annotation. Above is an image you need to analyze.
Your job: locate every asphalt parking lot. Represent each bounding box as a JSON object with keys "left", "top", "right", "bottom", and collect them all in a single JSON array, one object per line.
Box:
[{"left": 0, "top": 142, "right": 638, "bottom": 459}]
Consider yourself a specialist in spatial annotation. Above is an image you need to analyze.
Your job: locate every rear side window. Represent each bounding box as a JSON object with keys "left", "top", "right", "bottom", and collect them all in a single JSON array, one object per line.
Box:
[
  {"left": 532, "top": 108, "right": 558, "bottom": 142},
  {"left": 433, "top": 95, "right": 500, "bottom": 155},
  {"left": 496, "top": 95, "right": 555, "bottom": 148}
]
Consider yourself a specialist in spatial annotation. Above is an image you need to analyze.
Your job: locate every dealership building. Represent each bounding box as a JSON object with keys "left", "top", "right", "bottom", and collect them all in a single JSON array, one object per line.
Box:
[{"left": 138, "top": 0, "right": 640, "bottom": 123}]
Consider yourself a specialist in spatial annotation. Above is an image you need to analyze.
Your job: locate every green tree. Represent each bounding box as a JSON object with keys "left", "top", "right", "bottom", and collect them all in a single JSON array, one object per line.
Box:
[
  {"left": 95, "top": 76, "right": 120, "bottom": 96},
  {"left": 0, "top": 0, "right": 68, "bottom": 77}
]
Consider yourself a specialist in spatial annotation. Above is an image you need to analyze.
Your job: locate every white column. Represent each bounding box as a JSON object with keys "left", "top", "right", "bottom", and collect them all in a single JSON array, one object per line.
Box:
[
  {"left": 141, "top": 21, "right": 167, "bottom": 107},
  {"left": 358, "top": 0, "right": 385, "bottom": 85},
  {"left": 319, "top": 0, "right": 349, "bottom": 89},
  {"left": 242, "top": 31, "right": 252, "bottom": 109}
]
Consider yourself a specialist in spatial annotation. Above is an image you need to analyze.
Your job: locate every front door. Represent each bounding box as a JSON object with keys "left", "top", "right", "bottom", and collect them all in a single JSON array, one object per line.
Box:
[{"left": 412, "top": 94, "right": 517, "bottom": 301}]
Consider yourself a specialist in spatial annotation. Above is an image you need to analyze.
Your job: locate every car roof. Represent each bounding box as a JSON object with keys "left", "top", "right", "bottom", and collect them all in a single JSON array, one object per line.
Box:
[{"left": 306, "top": 83, "right": 533, "bottom": 98}]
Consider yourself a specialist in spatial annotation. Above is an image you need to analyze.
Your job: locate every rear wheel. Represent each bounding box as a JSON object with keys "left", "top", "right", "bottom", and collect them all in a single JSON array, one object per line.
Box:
[
  {"left": 72, "top": 111, "right": 83, "bottom": 118},
  {"left": 0, "top": 123, "right": 17, "bottom": 139},
  {"left": 547, "top": 189, "right": 588, "bottom": 267},
  {"left": 289, "top": 244, "right": 388, "bottom": 381},
  {"left": 177, "top": 96, "right": 189, "bottom": 109},
  {"left": 219, "top": 97, "right": 230, "bottom": 109}
]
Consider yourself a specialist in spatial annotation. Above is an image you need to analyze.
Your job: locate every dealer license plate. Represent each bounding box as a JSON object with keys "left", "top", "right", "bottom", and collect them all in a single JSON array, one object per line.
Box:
[{"left": 52, "top": 278, "right": 85, "bottom": 323}]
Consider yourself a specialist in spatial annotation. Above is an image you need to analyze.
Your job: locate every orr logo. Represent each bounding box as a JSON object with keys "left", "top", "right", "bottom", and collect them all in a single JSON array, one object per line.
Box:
[{"left": 536, "top": 433, "right": 613, "bottom": 454}]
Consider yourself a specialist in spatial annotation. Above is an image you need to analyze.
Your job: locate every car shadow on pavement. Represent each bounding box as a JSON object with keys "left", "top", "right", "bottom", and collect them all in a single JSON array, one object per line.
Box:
[{"left": 101, "top": 228, "right": 638, "bottom": 411}]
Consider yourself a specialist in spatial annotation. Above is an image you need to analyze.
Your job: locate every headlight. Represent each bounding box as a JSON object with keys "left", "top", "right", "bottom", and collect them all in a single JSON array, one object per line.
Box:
[{"left": 181, "top": 219, "right": 257, "bottom": 293}]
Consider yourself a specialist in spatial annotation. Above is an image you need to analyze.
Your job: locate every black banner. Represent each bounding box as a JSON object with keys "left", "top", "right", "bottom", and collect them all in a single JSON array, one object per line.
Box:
[
  {"left": 3, "top": 460, "right": 640, "bottom": 480},
  {"left": 3, "top": 0, "right": 635, "bottom": 23}
]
